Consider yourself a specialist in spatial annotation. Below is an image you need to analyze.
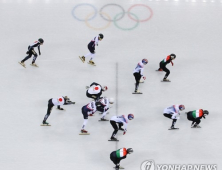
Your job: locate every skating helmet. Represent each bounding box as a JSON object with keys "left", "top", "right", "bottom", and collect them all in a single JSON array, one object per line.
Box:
[
  {"left": 128, "top": 114, "right": 134, "bottom": 120},
  {"left": 103, "top": 86, "right": 108, "bottom": 91},
  {"left": 109, "top": 98, "right": 114, "bottom": 104},
  {"left": 94, "top": 86, "right": 101, "bottom": 92},
  {"left": 127, "top": 148, "right": 133, "bottom": 154},
  {"left": 203, "top": 110, "right": 209, "bottom": 115},
  {"left": 179, "top": 105, "right": 185, "bottom": 111},
  {"left": 38, "top": 38, "right": 44, "bottom": 44},
  {"left": 58, "top": 97, "right": 63, "bottom": 102},
  {"left": 142, "top": 58, "right": 148, "bottom": 65},
  {"left": 170, "top": 53, "right": 176, "bottom": 59},
  {"left": 99, "top": 33, "right": 104, "bottom": 40}
]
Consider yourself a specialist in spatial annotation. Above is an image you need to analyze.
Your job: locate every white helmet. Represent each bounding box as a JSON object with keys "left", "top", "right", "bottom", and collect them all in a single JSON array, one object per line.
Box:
[{"left": 109, "top": 98, "right": 114, "bottom": 104}]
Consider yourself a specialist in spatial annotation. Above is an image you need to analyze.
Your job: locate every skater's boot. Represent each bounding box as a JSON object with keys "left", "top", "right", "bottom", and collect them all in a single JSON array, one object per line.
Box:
[
  {"left": 57, "top": 106, "right": 64, "bottom": 110},
  {"left": 81, "top": 129, "right": 88, "bottom": 133},
  {"left": 163, "top": 78, "right": 170, "bottom": 82},
  {"left": 31, "top": 63, "right": 38, "bottom": 67},
  {"left": 100, "top": 118, "right": 108, "bottom": 121},
  {"left": 19, "top": 61, "right": 26, "bottom": 68},
  {"left": 42, "top": 121, "right": 49, "bottom": 125},
  {"left": 134, "top": 90, "right": 142, "bottom": 94},
  {"left": 115, "top": 164, "right": 120, "bottom": 170},
  {"left": 89, "top": 60, "right": 95, "bottom": 65},
  {"left": 110, "top": 136, "right": 118, "bottom": 141},
  {"left": 81, "top": 56, "right": 85, "bottom": 62},
  {"left": 193, "top": 124, "right": 201, "bottom": 128}
]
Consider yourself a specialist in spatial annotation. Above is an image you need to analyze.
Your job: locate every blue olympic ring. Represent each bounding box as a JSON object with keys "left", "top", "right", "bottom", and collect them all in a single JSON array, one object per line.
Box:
[{"left": 72, "top": 3, "right": 97, "bottom": 21}]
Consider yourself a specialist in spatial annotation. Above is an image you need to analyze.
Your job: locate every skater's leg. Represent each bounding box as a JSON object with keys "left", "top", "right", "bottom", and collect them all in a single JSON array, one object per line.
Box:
[
  {"left": 134, "top": 73, "right": 141, "bottom": 92},
  {"left": 43, "top": 99, "right": 54, "bottom": 122},
  {"left": 162, "top": 66, "right": 170, "bottom": 80},
  {"left": 32, "top": 52, "right": 38, "bottom": 64},
  {"left": 171, "top": 119, "right": 177, "bottom": 128},
  {"left": 163, "top": 113, "right": 172, "bottom": 119},
  {"left": 81, "top": 107, "right": 88, "bottom": 130},
  {"left": 110, "top": 121, "right": 118, "bottom": 138},
  {"left": 21, "top": 53, "right": 32, "bottom": 63}
]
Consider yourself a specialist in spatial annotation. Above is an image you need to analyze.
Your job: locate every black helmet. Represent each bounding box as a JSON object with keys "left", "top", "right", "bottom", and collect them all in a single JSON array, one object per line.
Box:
[
  {"left": 127, "top": 148, "right": 133, "bottom": 154},
  {"left": 203, "top": 110, "right": 209, "bottom": 115},
  {"left": 99, "top": 34, "right": 104, "bottom": 40},
  {"left": 38, "top": 38, "right": 44, "bottom": 44},
  {"left": 170, "top": 53, "right": 176, "bottom": 59}
]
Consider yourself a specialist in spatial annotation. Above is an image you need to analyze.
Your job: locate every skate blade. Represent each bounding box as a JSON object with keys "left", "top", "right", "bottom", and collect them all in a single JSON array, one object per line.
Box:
[
  {"left": 41, "top": 124, "right": 51, "bottom": 126},
  {"left": 191, "top": 127, "right": 201, "bottom": 128},
  {"left": 113, "top": 167, "right": 124, "bottom": 169},
  {"left": 18, "top": 62, "right": 26, "bottom": 68},
  {"left": 57, "top": 108, "right": 66, "bottom": 111},
  {"left": 168, "top": 128, "right": 179, "bottom": 130},
  {"left": 30, "top": 64, "right": 38, "bottom": 67},
  {"left": 98, "top": 119, "right": 109, "bottom": 121},
  {"left": 108, "top": 139, "right": 119, "bottom": 142},
  {"left": 132, "top": 92, "right": 143, "bottom": 94},
  {"left": 79, "top": 56, "right": 85, "bottom": 63},
  {"left": 87, "top": 62, "right": 96, "bottom": 66},
  {"left": 161, "top": 80, "right": 170, "bottom": 82},
  {"left": 79, "top": 133, "right": 90, "bottom": 135}
]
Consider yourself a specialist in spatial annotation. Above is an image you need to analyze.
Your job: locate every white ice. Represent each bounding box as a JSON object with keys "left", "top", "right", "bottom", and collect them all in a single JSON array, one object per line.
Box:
[{"left": 0, "top": 0, "right": 222, "bottom": 170}]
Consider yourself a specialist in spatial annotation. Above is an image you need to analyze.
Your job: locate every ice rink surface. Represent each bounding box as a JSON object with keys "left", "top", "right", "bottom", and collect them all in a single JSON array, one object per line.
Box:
[{"left": 0, "top": 0, "right": 222, "bottom": 169}]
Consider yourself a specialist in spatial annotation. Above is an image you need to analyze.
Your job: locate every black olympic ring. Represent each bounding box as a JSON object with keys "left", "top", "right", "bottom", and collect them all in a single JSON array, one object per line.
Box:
[{"left": 99, "top": 4, "right": 125, "bottom": 22}]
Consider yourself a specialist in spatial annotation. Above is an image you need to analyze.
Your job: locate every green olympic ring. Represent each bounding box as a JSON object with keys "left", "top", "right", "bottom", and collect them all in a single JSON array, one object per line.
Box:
[{"left": 113, "top": 12, "right": 139, "bottom": 31}]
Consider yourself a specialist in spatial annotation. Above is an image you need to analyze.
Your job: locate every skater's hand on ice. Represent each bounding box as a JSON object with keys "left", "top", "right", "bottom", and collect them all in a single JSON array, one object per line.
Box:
[
  {"left": 39, "top": 52, "right": 41, "bottom": 55},
  {"left": 123, "top": 131, "right": 126, "bottom": 135},
  {"left": 143, "top": 76, "right": 146, "bottom": 80},
  {"left": 171, "top": 61, "right": 174, "bottom": 66},
  {"left": 26, "top": 51, "right": 29, "bottom": 54}
]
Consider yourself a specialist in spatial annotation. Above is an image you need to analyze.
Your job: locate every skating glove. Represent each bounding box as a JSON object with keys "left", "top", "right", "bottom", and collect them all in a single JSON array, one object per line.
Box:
[
  {"left": 26, "top": 51, "right": 29, "bottom": 54},
  {"left": 39, "top": 52, "right": 41, "bottom": 55},
  {"left": 143, "top": 76, "right": 146, "bottom": 80},
  {"left": 171, "top": 61, "right": 174, "bottom": 66},
  {"left": 123, "top": 131, "right": 126, "bottom": 135}
]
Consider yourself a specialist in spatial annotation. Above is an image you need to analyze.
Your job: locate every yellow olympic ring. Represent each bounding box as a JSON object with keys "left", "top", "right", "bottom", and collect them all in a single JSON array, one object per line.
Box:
[{"left": 85, "top": 12, "right": 111, "bottom": 31}]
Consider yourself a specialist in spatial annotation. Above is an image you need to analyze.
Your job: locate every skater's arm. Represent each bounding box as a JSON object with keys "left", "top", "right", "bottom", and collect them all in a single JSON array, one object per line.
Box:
[{"left": 38, "top": 45, "right": 41, "bottom": 55}]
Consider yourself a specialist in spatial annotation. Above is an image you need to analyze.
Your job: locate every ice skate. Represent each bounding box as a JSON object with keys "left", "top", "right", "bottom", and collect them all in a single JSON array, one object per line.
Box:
[
  {"left": 79, "top": 56, "right": 85, "bottom": 63},
  {"left": 192, "top": 124, "right": 201, "bottom": 128},
  {"left": 132, "top": 90, "right": 142, "bottom": 94},
  {"left": 108, "top": 137, "right": 119, "bottom": 142},
  {"left": 139, "top": 80, "right": 144, "bottom": 83},
  {"left": 57, "top": 107, "right": 65, "bottom": 111},
  {"left": 99, "top": 118, "right": 109, "bottom": 121},
  {"left": 88, "top": 60, "right": 96, "bottom": 66},
  {"left": 168, "top": 126, "right": 179, "bottom": 130},
  {"left": 156, "top": 68, "right": 163, "bottom": 71},
  {"left": 18, "top": 62, "right": 26, "bottom": 68},
  {"left": 41, "top": 121, "right": 51, "bottom": 126},
  {"left": 162, "top": 78, "right": 170, "bottom": 82},
  {"left": 30, "top": 63, "right": 38, "bottom": 67},
  {"left": 119, "top": 127, "right": 124, "bottom": 131},
  {"left": 79, "top": 129, "right": 90, "bottom": 135}
]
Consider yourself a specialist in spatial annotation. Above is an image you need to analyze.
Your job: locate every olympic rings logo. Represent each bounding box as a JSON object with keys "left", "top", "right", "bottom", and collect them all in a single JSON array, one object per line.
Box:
[{"left": 72, "top": 3, "right": 153, "bottom": 31}]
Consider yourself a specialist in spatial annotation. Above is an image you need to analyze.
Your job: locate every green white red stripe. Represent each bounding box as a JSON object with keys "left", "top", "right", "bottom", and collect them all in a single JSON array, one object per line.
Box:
[
  {"left": 116, "top": 148, "right": 127, "bottom": 158},
  {"left": 192, "top": 109, "right": 203, "bottom": 118}
]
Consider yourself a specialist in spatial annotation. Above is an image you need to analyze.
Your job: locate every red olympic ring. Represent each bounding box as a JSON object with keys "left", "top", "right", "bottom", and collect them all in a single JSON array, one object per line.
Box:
[{"left": 127, "top": 4, "right": 153, "bottom": 22}]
